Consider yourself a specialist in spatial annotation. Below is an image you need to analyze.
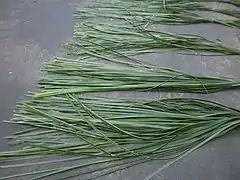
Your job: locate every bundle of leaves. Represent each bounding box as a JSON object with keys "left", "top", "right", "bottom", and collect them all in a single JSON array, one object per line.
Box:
[
  {"left": 66, "top": 20, "right": 240, "bottom": 56},
  {"left": 1, "top": 95, "right": 240, "bottom": 180},
  {"left": 75, "top": 0, "right": 240, "bottom": 28},
  {"left": 34, "top": 58, "right": 240, "bottom": 98}
]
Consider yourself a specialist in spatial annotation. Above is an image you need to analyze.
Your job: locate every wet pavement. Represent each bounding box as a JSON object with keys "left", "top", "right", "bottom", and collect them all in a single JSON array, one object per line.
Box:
[{"left": 0, "top": 0, "right": 240, "bottom": 180}]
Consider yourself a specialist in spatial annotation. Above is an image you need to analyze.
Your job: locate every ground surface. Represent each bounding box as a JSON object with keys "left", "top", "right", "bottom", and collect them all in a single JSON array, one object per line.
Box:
[{"left": 0, "top": 0, "right": 240, "bottom": 180}]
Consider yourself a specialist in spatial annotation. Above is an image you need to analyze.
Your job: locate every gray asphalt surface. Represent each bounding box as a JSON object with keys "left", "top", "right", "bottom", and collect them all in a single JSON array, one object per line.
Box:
[{"left": 0, "top": 1, "right": 240, "bottom": 180}]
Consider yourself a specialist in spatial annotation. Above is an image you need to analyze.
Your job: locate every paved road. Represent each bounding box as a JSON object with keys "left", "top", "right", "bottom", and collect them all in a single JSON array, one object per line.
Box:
[{"left": 0, "top": 1, "right": 240, "bottom": 180}]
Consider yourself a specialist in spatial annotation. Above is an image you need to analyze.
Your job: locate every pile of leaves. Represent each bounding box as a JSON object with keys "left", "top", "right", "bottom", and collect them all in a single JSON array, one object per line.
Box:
[{"left": 0, "top": 0, "right": 239, "bottom": 179}]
